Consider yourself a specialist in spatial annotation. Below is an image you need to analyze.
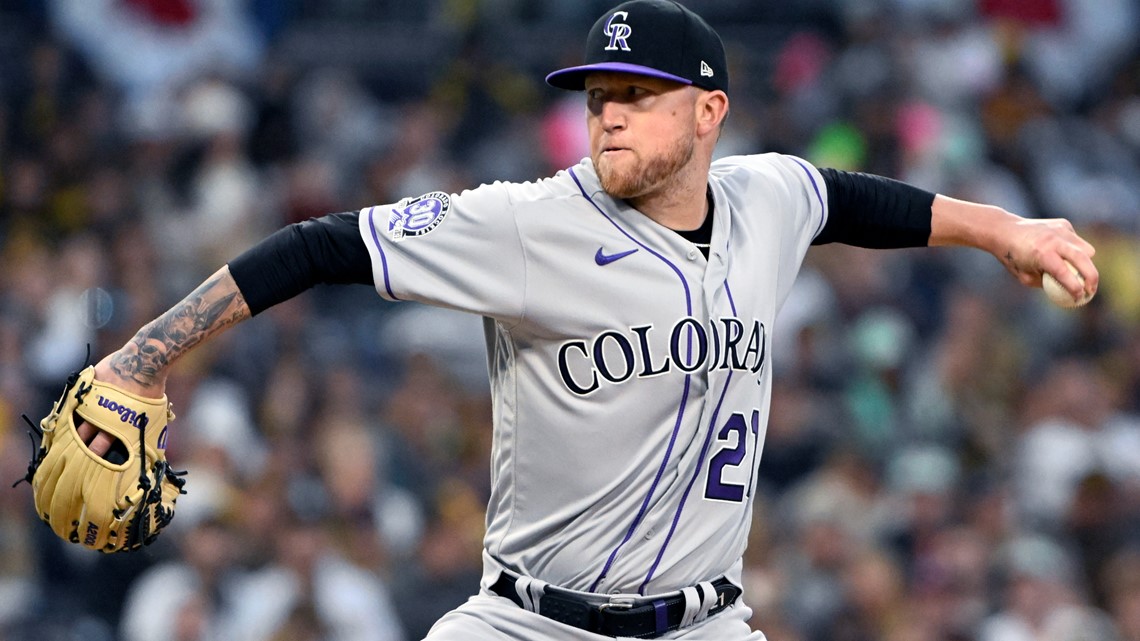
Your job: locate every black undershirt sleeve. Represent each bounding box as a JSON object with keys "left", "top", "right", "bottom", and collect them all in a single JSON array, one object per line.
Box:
[
  {"left": 813, "top": 169, "right": 935, "bottom": 248},
  {"left": 227, "top": 211, "right": 373, "bottom": 316}
]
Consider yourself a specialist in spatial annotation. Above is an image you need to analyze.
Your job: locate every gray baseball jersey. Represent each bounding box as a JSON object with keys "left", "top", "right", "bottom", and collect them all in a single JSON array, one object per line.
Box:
[{"left": 358, "top": 153, "right": 826, "bottom": 599}]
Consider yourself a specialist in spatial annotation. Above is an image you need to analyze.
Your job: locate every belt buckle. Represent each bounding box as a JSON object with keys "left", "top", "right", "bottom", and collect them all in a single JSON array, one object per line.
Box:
[{"left": 599, "top": 595, "right": 636, "bottom": 612}]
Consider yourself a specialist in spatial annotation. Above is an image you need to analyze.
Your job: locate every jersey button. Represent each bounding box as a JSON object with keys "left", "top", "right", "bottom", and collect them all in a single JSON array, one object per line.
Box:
[
  {"left": 644, "top": 527, "right": 654, "bottom": 539},
  {"left": 687, "top": 249, "right": 698, "bottom": 260}
]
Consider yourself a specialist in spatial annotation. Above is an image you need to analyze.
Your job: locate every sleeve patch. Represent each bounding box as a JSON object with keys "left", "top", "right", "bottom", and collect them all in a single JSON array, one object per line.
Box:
[{"left": 388, "top": 191, "right": 451, "bottom": 242}]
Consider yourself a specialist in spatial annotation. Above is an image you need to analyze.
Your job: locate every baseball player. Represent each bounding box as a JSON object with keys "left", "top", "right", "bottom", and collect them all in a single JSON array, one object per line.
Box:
[{"left": 64, "top": 0, "right": 1096, "bottom": 639}]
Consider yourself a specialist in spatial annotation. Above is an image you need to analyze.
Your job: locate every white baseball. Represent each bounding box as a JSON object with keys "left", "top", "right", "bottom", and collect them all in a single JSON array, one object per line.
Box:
[{"left": 1042, "top": 261, "right": 1093, "bottom": 308}]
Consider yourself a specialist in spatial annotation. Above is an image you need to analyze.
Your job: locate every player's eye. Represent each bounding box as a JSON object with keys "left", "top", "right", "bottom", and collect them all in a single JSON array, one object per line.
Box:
[{"left": 585, "top": 85, "right": 650, "bottom": 112}]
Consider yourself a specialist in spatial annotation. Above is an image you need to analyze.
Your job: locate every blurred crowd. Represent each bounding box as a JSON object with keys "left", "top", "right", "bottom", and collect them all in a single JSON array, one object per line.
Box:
[{"left": 1, "top": 0, "right": 1140, "bottom": 640}]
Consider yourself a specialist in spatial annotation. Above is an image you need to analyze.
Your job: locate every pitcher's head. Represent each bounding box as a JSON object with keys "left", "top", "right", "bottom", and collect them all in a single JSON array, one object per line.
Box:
[{"left": 547, "top": 1, "right": 730, "bottom": 200}]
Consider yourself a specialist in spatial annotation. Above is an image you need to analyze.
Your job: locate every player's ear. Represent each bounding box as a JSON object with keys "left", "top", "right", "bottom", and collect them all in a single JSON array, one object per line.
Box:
[{"left": 695, "top": 90, "right": 729, "bottom": 137}]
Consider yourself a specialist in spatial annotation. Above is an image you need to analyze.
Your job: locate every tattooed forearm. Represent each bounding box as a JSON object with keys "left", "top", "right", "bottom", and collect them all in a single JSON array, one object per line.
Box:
[{"left": 110, "top": 267, "right": 250, "bottom": 385}]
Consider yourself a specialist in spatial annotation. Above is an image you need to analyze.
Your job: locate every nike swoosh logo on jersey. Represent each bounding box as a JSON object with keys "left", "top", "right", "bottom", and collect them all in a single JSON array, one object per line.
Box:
[{"left": 595, "top": 247, "right": 638, "bottom": 265}]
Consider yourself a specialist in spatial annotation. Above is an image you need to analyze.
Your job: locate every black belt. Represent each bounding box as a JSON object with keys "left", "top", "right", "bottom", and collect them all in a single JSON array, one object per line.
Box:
[{"left": 490, "top": 572, "right": 741, "bottom": 639}]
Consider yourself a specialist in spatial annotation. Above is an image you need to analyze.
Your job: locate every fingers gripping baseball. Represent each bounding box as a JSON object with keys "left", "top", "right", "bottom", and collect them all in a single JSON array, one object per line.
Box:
[{"left": 1002, "top": 217, "right": 1098, "bottom": 301}]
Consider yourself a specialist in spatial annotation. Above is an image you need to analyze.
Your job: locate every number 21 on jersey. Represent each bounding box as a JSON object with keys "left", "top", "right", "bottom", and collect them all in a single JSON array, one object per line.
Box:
[{"left": 704, "top": 409, "right": 761, "bottom": 502}]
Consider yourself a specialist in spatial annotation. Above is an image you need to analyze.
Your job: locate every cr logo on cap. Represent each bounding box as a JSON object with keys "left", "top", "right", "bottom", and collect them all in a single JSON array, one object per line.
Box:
[{"left": 604, "top": 11, "right": 632, "bottom": 51}]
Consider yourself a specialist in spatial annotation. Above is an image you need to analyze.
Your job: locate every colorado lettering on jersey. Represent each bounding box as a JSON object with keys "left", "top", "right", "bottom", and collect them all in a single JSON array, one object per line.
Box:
[{"left": 557, "top": 317, "right": 767, "bottom": 395}]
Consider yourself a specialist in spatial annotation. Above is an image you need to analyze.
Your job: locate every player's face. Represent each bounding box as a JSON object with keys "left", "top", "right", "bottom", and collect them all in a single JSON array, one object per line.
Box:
[{"left": 584, "top": 73, "right": 698, "bottom": 200}]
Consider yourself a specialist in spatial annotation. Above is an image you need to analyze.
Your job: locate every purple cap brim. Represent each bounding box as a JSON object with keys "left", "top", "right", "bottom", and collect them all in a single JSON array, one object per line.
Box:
[{"left": 545, "top": 62, "right": 693, "bottom": 91}]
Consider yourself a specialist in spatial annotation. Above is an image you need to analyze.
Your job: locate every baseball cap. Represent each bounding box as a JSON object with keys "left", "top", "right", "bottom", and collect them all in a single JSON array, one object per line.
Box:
[{"left": 546, "top": 0, "right": 728, "bottom": 94}]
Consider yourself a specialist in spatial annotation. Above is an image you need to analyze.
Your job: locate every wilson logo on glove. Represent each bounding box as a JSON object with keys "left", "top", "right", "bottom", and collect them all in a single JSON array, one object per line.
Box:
[
  {"left": 96, "top": 395, "right": 150, "bottom": 427},
  {"left": 13, "top": 366, "right": 187, "bottom": 553}
]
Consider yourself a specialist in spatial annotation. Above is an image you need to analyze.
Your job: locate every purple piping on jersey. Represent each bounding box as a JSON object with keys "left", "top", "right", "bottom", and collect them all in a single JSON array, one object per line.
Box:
[
  {"left": 568, "top": 167, "right": 695, "bottom": 594},
  {"left": 365, "top": 206, "right": 401, "bottom": 301},
  {"left": 638, "top": 281, "right": 740, "bottom": 594},
  {"left": 789, "top": 158, "right": 828, "bottom": 239}
]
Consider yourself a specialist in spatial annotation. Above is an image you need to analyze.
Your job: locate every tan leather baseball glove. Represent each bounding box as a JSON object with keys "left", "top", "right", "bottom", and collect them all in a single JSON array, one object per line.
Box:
[{"left": 16, "top": 365, "right": 186, "bottom": 552}]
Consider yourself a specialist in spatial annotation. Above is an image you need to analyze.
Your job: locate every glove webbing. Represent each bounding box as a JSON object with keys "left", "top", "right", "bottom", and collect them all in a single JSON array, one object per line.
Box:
[
  {"left": 112, "top": 409, "right": 187, "bottom": 550},
  {"left": 118, "top": 433, "right": 187, "bottom": 549}
]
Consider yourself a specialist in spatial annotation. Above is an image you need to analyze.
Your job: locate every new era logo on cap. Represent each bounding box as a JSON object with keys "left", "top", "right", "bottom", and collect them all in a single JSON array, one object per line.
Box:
[{"left": 546, "top": 0, "right": 728, "bottom": 94}]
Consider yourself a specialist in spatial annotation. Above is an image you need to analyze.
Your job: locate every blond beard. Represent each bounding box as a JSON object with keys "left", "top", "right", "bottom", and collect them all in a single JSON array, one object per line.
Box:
[{"left": 595, "top": 131, "right": 696, "bottom": 200}]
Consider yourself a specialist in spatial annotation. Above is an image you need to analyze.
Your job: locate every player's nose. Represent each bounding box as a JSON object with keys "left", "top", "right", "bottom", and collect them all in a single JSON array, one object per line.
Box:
[{"left": 596, "top": 101, "right": 627, "bottom": 132}]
